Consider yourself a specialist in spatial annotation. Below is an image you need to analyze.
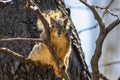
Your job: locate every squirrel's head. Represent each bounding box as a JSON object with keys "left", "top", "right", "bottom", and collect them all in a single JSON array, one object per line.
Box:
[{"left": 50, "top": 17, "right": 69, "bottom": 37}]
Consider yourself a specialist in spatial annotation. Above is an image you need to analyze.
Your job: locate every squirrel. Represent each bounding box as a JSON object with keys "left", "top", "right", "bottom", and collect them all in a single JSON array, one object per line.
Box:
[
  {"left": 28, "top": 11, "right": 71, "bottom": 77},
  {"left": 36, "top": 10, "right": 63, "bottom": 39}
]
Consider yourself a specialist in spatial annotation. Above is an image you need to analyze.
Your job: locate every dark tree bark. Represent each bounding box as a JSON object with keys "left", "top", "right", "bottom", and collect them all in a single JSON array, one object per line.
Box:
[{"left": 0, "top": 0, "right": 90, "bottom": 80}]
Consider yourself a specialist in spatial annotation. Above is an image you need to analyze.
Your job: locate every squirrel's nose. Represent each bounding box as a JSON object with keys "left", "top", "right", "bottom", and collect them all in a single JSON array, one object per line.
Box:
[{"left": 57, "top": 31, "right": 61, "bottom": 35}]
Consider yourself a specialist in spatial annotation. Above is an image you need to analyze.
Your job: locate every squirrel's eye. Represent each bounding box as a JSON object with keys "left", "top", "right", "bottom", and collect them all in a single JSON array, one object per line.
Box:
[
  {"left": 63, "top": 26, "right": 66, "bottom": 28},
  {"left": 52, "top": 25, "right": 55, "bottom": 28}
]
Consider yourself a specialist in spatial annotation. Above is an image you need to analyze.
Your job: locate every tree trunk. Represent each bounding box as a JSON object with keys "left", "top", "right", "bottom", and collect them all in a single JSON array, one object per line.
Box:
[{"left": 0, "top": 0, "right": 90, "bottom": 80}]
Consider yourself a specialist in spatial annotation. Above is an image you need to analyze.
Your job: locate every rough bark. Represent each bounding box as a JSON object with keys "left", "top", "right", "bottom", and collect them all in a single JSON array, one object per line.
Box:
[{"left": 0, "top": 0, "right": 90, "bottom": 80}]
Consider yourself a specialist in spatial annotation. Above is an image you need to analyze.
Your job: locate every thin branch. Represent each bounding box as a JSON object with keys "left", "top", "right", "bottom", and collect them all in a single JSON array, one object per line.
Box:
[
  {"left": 90, "top": 18, "right": 120, "bottom": 80},
  {"left": 103, "top": 0, "right": 115, "bottom": 17},
  {"left": 78, "top": 1, "right": 105, "bottom": 80},
  {"left": 95, "top": 6, "right": 120, "bottom": 31},
  {"left": 105, "top": 19, "right": 120, "bottom": 33},
  {"left": 90, "top": 30, "right": 107, "bottom": 80},
  {"left": 78, "top": 23, "right": 98, "bottom": 34},
  {"left": 0, "top": 38, "right": 44, "bottom": 43},
  {"left": 95, "top": 5, "right": 119, "bottom": 19},
  {"left": 78, "top": 0, "right": 117, "bottom": 34},
  {"left": 0, "top": 0, "right": 12, "bottom": 4},
  {"left": 101, "top": 61, "right": 120, "bottom": 66},
  {"left": 0, "top": 48, "right": 35, "bottom": 64},
  {"left": 0, "top": 38, "right": 69, "bottom": 79},
  {"left": 99, "top": 73, "right": 109, "bottom": 80},
  {"left": 79, "top": 0, "right": 105, "bottom": 30},
  {"left": 111, "top": 8, "right": 120, "bottom": 12},
  {"left": 88, "top": 60, "right": 120, "bottom": 68}
]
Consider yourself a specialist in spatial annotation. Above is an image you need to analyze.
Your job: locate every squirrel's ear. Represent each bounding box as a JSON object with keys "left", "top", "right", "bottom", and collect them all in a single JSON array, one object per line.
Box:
[
  {"left": 64, "top": 18, "right": 68, "bottom": 27},
  {"left": 50, "top": 17, "right": 55, "bottom": 26}
]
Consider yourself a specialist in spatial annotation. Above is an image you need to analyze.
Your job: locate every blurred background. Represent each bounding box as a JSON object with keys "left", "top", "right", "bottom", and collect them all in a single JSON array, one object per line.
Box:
[{"left": 64, "top": 0, "right": 120, "bottom": 79}]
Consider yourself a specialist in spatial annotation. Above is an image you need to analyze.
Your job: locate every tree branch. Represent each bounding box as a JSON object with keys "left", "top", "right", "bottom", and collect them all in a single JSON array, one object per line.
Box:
[
  {"left": 79, "top": 0, "right": 105, "bottom": 30},
  {"left": 0, "top": 0, "right": 12, "bottom": 4},
  {"left": 0, "top": 48, "right": 35, "bottom": 64},
  {"left": 99, "top": 73, "right": 109, "bottom": 80},
  {"left": 78, "top": 23, "right": 98, "bottom": 34},
  {"left": 102, "top": 0, "right": 115, "bottom": 17},
  {"left": 90, "top": 18, "right": 120, "bottom": 80},
  {"left": 105, "top": 19, "right": 120, "bottom": 33},
  {"left": 78, "top": 0, "right": 117, "bottom": 34},
  {"left": 95, "top": 5, "right": 119, "bottom": 19},
  {"left": 101, "top": 60, "right": 120, "bottom": 66},
  {"left": 78, "top": 1, "right": 104, "bottom": 80},
  {"left": 0, "top": 39, "right": 69, "bottom": 79},
  {"left": 0, "top": 38, "right": 44, "bottom": 43}
]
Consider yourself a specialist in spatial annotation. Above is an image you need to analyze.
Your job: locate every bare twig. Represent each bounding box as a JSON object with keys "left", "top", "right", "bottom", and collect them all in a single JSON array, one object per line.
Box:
[
  {"left": 101, "top": 61, "right": 120, "bottom": 66},
  {"left": 111, "top": 8, "right": 120, "bottom": 12},
  {"left": 90, "top": 18, "right": 120, "bottom": 80},
  {"left": 0, "top": 38, "right": 44, "bottom": 43},
  {"left": 91, "top": 30, "right": 107, "bottom": 80},
  {"left": 105, "top": 19, "right": 120, "bottom": 33},
  {"left": 103, "top": 0, "right": 115, "bottom": 17},
  {"left": 78, "top": 0, "right": 116, "bottom": 34},
  {"left": 99, "top": 73, "right": 109, "bottom": 80},
  {"left": 0, "top": 48, "right": 35, "bottom": 64},
  {"left": 88, "top": 60, "right": 120, "bottom": 67},
  {"left": 95, "top": 5, "right": 119, "bottom": 19},
  {"left": 78, "top": 23, "right": 98, "bottom": 34},
  {"left": 79, "top": 0, "right": 105, "bottom": 30},
  {"left": 90, "top": 72, "right": 109, "bottom": 80},
  {"left": 78, "top": 1, "right": 105, "bottom": 79},
  {"left": 0, "top": 0, "right": 12, "bottom": 4}
]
